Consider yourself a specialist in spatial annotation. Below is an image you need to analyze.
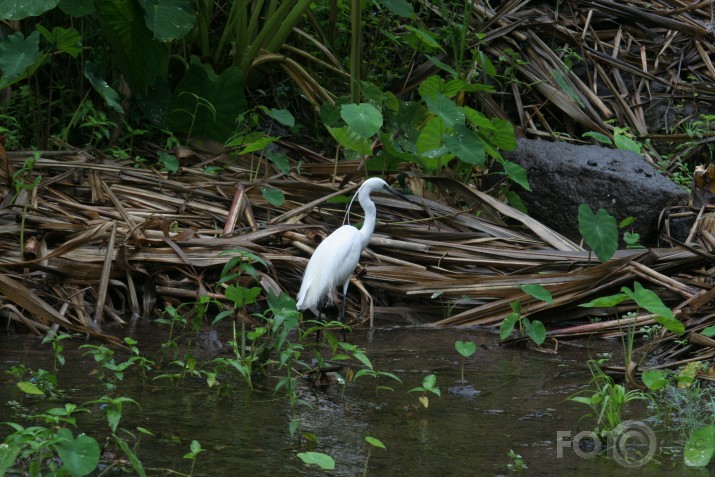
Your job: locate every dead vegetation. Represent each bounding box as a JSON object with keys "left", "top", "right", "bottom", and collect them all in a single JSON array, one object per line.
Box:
[{"left": 2, "top": 1, "right": 715, "bottom": 372}]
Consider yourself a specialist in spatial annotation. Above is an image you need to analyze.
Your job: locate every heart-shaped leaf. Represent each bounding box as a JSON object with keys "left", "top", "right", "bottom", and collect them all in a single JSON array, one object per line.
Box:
[
  {"left": 578, "top": 204, "right": 618, "bottom": 262},
  {"left": 455, "top": 340, "right": 477, "bottom": 358}
]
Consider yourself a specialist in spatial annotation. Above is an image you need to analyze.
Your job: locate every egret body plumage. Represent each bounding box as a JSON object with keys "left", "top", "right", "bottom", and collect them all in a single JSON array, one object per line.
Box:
[{"left": 296, "top": 178, "right": 408, "bottom": 330}]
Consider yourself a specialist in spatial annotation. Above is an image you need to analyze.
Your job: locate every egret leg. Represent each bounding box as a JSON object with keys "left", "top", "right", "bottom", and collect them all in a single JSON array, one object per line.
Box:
[
  {"left": 339, "top": 280, "right": 350, "bottom": 341},
  {"left": 315, "top": 306, "right": 325, "bottom": 343}
]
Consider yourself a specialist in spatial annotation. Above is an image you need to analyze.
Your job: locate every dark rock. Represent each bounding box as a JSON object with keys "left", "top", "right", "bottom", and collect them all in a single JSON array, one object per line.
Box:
[{"left": 504, "top": 139, "right": 689, "bottom": 244}]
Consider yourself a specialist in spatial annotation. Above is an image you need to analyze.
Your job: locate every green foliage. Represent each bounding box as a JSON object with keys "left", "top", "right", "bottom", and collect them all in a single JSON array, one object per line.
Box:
[
  {"left": 500, "top": 299, "right": 546, "bottom": 346},
  {"left": 506, "top": 449, "right": 527, "bottom": 472},
  {"left": 454, "top": 340, "right": 476, "bottom": 383},
  {"left": 580, "top": 281, "right": 684, "bottom": 335},
  {"left": 578, "top": 204, "right": 618, "bottom": 262},
  {"left": 297, "top": 451, "right": 335, "bottom": 470},
  {"left": 408, "top": 374, "right": 440, "bottom": 408},
  {"left": 685, "top": 426, "right": 715, "bottom": 467},
  {"left": 569, "top": 359, "right": 647, "bottom": 436}
]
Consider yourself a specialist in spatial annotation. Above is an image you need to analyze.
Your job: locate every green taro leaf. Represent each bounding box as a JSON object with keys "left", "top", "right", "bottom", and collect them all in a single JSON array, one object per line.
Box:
[
  {"left": 455, "top": 340, "right": 477, "bottom": 358},
  {"left": 379, "top": 0, "right": 414, "bottom": 17},
  {"left": 702, "top": 325, "right": 715, "bottom": 337},
  {"left": 642, "top": 369, "right": 668, "bottom": 391},
  {"left": 327, "top": 125, "right": 372, "bottom": 154},
  {"left": 492, "top": 118, "right": 517, "bottom": 151},
  {"left": 500, "top": 312, "right": 519, "bottom": 340},
  {"left": 84, "top": 61, "right": 124, "bottom": 113},
  {"left": 138, "top": 0, "right": 196, "bottom": 42},
  {"left": 54, "top": 428, "right": 100, "bottom": 477},
  {"left": 261, "top": 187, "right": 285, "bottom": 207},
  {"left": 0, "top": 31, "right": 42, "bottom": 86},
  {"left": 262, "top": 107, "right": 295, "bottom": 127},
  {"left": 95, "top": 0, "right": 169, "bottom": 92},
  {"left": 624, "top": 282, "right": 683, "bottom": 335},
  {"left": 443, "top": 124, "right": 485, "bottom": 165},
  {"left": 684, "top": 425, "right": 715, "bottom": 467},
  {"left": 365, "top": 436, "right": 386, "bottom": 449},
  {"left": 578, "top": 204, "right": 618, "bottom": 262},
  {"left": 297, "top": 451, "right": 335, "bottom": 470},
  {"left": 525, "top": 318, "right": 546, "bottom": 346},
  {"left": 503, "top": 161, "right": 531, "bottom": 191},
  {"left": 267, "top": 150, "right": 290, "bottom": 175},
  {"left": 36, "top": 25, "right": 82, "bottom": 57},
  {"left": 168, "top": 57, "right": 246, "bottom": 141},
  {"left": 583, "top": 131, "right": 612, "bottom": 145},
  {"left": 59, "top": 0, "right": 95, "bottom": 16},
  {"left": 580, "top": 293, "right": 629, "bottom": 308},
  {"left": 520, "top": 284, "right": 553, "bottom": 304},
  {"left": 340, "top": 103, "right": 383, "bottom": 138},
  {"left": 0, "top": 0, "right": 60, "bottom": 20},
  {"left": 424, "top": 94, "right": 464, "bottom": 128},
  {"left": 17, "top": 381, "right": 44, "bottom": 395}
]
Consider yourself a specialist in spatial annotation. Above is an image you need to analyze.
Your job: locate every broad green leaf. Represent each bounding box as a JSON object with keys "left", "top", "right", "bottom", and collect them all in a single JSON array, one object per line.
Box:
[
  {"left": 500, "top": 312, "right": 519, "bottom": 340},
  {"left": 263, "top": 107, "right": 295, "bottom": 127},
  {"left": 138, "top": 0, "right": 196, "bottom": 42},
  {"left": 625, "top": 282, "right": 675, "bottom": 320},
  {"left": 416, "top": 116, "right": 445, "bottom": 155},
  {"left": 84, "top": 61, "right": 124, "bottom": 113},
  {"left": 158, "top": 151, "right": 179, "bottom": 172},
  {"left": 504, "top": 190, "right": 528, "bottom": 213},
  {"left": 455, "top": 340, "right": 477, "bottom": 358},
  {"left": 503, "top": 161, "right": 531, "bottom": 191},
  {"left": 326, "top": 125, "right": 372, "bottom": 154},
  {"left": 59, "top": 0, "right": 95, "bottom": 17},
  {"left": 580, "top": 293, "right": 629, "bottom": 308},
  {"left": 684, "top": 425, "right": 715, "bottom": 467},
  {"left": 444, "top": 125, "right": 485, "bottom": 165},
  {"left": 553, "top": 68, "right": 584, "bottom": 107},
  {"left": 527, "top": 319, "right": 546, "bottom": 346},
  {"left": 379, "top": 0, "right": 414, "bottom": 17},
  {"left": 578, "top": 204, "right": 618, "bottom": 262},
  {"left": 261, "top": 187, "right": 285, "bottom": 207},
  {"left": 583, "top": 131, "right": 612, "bottom": 145},
  {"left": 702, "top": 325, "right": 715, "bottom": 337},
  {"left": 267, "top": 150, "right": 290, "bottom": 175},
  {"left": 168, "top": 57, "right": 246, "bottom": 141},
  {"left": 17, "top": 381, "right": 44, "bottom": 395},
  {"left": 418, "top": 75, "right": 443, "bottom": 99},
  {"left": 426, "top": 55, "right": 458, "bottom": 77},
  {"left": 641, "top": 369, "right": 668, "bottom": 391},
  {"left": 492, "top": 118, "right": 517, "bottom": 151},
  {"left": 0, "top": 31, "right": 41, "bottom": 84},
  {"left": 0, "top": 0, "right": 59, "bottom": 20},
  {"left": 424, "top": 94, "right": 464, "bottom": 128},
  {"left": 403, "top": 25, "right": 443, "bottom": 52},
  {"left": 520, "top": 284, "right": 553, "bottom": 304},
  {"left": 365, "top": 436, "right": 386, "bottom": 449},
  {"left": 36, "top": 25, "right": 82, "bottom": 57},
  {"left": 53, "top": 428, "right": 100, "bottom": 477},
  {"left": 237, "top": 136, "right": 279, "bottom": 154},
  {"left": 225, "top": 285, "right": 261, "bottom": 307},
  {"left": 297, "top": 452, "right": 335, "bottom": 470},
  {"left": 0, "top": 443, "right": 21, "bottom": 475},
  {"left": 341, "top": 103, "right": 383, "bottom": 138},
  {"left": 95, "top": 0, "right": 169, "bottom": 92},
  {"left": 614, "top": 129, "right": 642, "bottom": 154}
]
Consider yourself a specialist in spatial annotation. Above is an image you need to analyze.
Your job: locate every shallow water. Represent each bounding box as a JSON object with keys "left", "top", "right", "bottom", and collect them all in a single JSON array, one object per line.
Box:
[{"left": 0, "top": 324, "right": 709, "bottom": 476}]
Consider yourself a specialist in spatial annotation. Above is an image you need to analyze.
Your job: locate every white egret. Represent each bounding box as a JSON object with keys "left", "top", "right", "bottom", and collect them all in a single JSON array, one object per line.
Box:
[{"left": 296, "top": 178, "right": 411, "bottom": 336}]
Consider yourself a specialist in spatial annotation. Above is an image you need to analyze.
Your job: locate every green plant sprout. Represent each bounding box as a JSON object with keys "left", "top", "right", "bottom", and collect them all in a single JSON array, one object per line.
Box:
[
  {"left": 454, "top": 340, "right": 476, "bottom": 383},
  {"left": 506, "top": 449, "right": 527, "bottom": 472},
  {"left": 184, "top": 440, "right": 205, "bottom": 477},
  {"left": 363, "top": 436, "right": 386, "bottom": 477},
  {"left": 500, "top": 284, "right": 552, "bottom": 346},
  {"left": 408, "top": 374, "right": 441, "bottom": 408},
  {"left": 297, "top": 451, "right": 335, "bottom": 470}
]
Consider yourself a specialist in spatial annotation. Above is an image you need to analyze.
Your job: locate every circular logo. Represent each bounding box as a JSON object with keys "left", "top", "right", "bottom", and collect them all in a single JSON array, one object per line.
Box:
[{"left": 611, "top": 420, "right": 657, "bottom": 468}]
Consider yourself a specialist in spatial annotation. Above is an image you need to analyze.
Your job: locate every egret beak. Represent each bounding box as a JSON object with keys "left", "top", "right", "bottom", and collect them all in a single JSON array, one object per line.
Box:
[{"left": 383, "top": 184, "right": 419, "bottom": 204}]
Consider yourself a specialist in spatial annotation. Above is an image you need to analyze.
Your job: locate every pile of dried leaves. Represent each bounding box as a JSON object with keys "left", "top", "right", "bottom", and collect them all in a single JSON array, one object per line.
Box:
[{"left": 2, "top": 0, "right": 715, "bottom": 374}]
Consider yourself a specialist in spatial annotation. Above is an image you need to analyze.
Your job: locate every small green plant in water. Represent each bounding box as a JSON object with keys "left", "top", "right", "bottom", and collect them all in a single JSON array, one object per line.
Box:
[
  {"left": 408, "top": 373, "right": 441, "bottom": 408},
  {"left": 454, "top": 340, "right": 476, "bottom": 383},
  {"left": 506, "top": 449, "right": 527, "bottom": 472},
  {"left": 297, "top": 451, "right": 335, "bottom": 470},
  {"left": 184, "top": 440, "right": 205, "bottom": 477},
  {"left": 362, "top": 436, "right": 386, "bottom": 477},
  {"left": 500, "top": 284, "right": 552, "bottom": 346}
]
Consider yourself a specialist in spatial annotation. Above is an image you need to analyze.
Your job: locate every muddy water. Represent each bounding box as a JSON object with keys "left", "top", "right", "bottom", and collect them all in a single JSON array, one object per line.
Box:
[{"left": 0, "top": 325, "right": 708, "bottom": 476}]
